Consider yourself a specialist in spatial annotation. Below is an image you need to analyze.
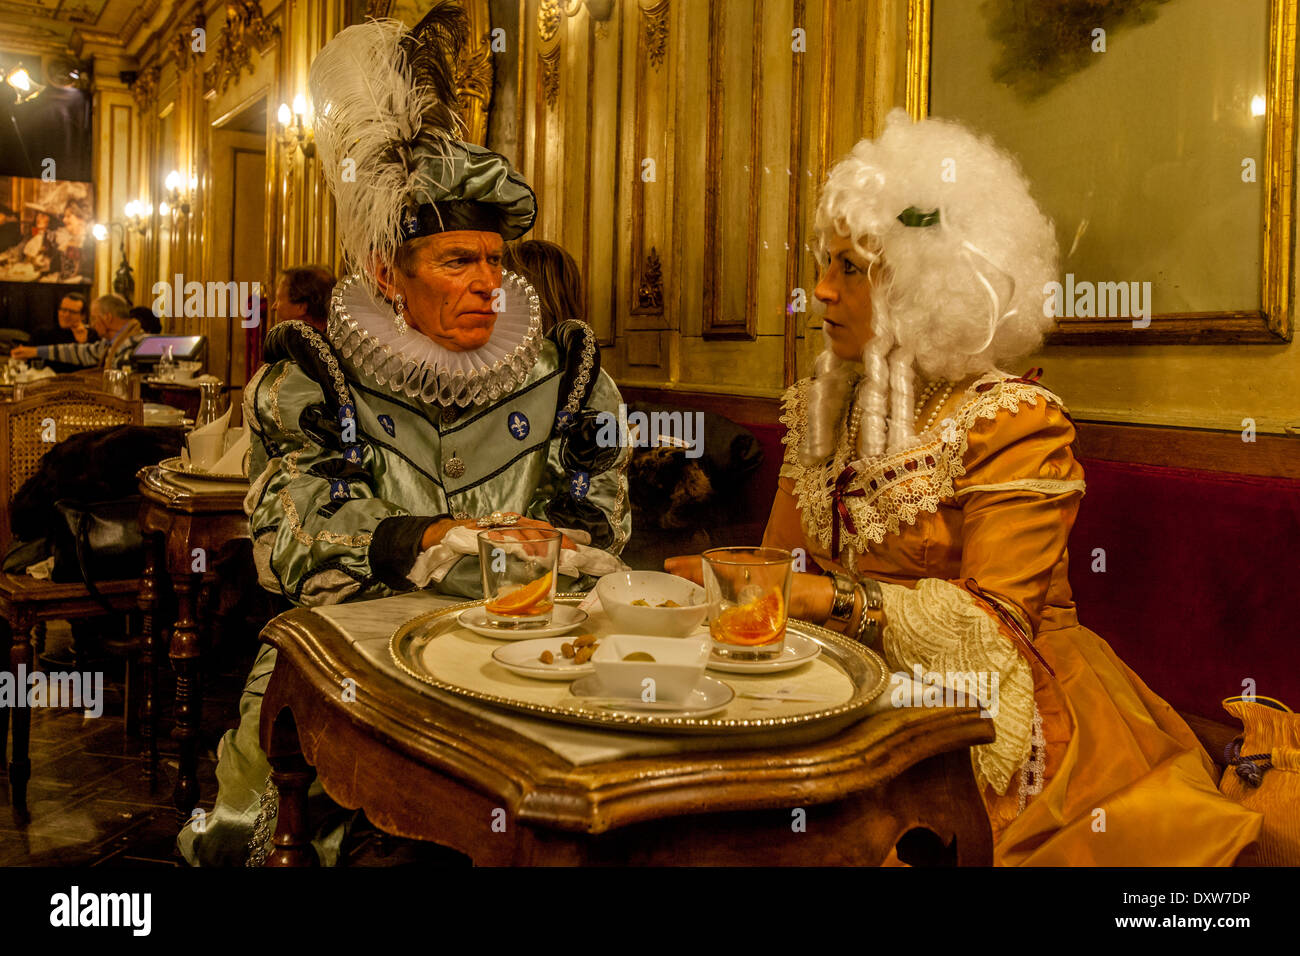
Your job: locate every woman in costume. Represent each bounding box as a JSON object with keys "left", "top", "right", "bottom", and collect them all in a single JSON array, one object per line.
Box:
[{"left": 671, "top": 110, "right": 1260, "bottom": 865}]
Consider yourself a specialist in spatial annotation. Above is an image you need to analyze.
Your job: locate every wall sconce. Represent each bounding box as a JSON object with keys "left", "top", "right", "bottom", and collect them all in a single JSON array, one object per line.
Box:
[
  {"left": 91, "top": 220, "right": 136, "bottom": 302},
  {"left": 161, "top": 169, "right": 196, "bottom": 218},
  {"left": 5, "top": 65, "right": 45, "bottom": 104},
  {"left": 277, "top": 94, "right": 315, "bottom": 157},
  {"left": 123, "top": 200, "right": 152, "bottom": 235}
]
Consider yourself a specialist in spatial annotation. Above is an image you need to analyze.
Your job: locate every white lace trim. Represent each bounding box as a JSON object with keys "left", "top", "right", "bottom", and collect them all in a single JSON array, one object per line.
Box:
[
  {"left": 781, "top": 370, "right": 1072, "bottom": 557},
  {"left": 328, "top": 270, "right": 543, "bottom": 408},
  {"left": 880, "top": 578, "right": 1035, "bottom": 795}
]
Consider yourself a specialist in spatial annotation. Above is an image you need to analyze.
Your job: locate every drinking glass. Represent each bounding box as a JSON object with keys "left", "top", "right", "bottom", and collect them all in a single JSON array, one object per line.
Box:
[
  {"left": 703, "top": 547, "right": 794, "bottom": 661},
  {"left": 102, "top": 368, "right": 131, "bottom": 399},
  {"left": 478, "top": 528, "right": 561, "bottom": 629}
]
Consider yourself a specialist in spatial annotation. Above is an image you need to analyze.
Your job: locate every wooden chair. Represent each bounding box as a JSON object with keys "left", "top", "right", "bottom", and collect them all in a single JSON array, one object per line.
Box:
[{"left": 0, "top": 381, "right": 144, "bottom": 824}]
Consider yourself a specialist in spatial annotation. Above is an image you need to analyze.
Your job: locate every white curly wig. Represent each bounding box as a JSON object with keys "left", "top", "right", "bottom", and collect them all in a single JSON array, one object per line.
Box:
[{"left": 801, "top": 109, "right": 1057, "bottom": 465}]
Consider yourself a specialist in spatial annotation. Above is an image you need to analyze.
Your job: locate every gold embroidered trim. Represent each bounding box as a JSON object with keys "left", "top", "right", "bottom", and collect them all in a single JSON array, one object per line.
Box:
[
  {"left": 953, "top": 478, "right": 1086, "bottom": 498},
  {"left": 277, "top": 488, "right": 372, "bottom": 548},
  {"left": 561, "top": 322, "right": 597, "bottom": 417},
  {"left": 781, "top": 371, "right": 1073, "bottom": 556},
  {"left": 268, "top": 363, "right": 292, "bottom": 431}
]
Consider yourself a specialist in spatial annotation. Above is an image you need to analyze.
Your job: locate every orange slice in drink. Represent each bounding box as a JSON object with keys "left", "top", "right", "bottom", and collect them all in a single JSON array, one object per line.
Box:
[
  {"left": 713, "top": 588, "right": 785, "bottom": 646},
  {"left": 485, "top": 572, "right": 554, "bottom": 615}
]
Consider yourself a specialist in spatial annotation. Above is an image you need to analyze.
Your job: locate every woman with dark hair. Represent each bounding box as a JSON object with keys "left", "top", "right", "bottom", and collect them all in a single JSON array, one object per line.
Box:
[
  {"left": 129, "top": 305, "right": 162, "bottom": 334},
  {"left": 272, "top": 265, "right": 336, "bottom": 333},
  {"left": 503, "top": 239, "right": 585, "bottom": 334}
]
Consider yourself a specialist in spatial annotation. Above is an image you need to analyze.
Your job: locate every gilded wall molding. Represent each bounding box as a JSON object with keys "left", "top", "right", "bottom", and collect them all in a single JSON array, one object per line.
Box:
[
  {"left": 130, "top": 65, "right": 161, "bottom": 108},
  {"left": 539, "top": 0, "right": 563, "bottom": 43},
  {"left": 541, "top": 47, "right": 561, "bottom": 110},
  {"left": 629, "top": 0, "right": 670, "bottom": 318},
  {"left": 637, "top": 247, "right": 663, "bottom": 312},
  {"left": 203, "top": 0, "right": 280, "bottom": 97},
  {"left": 644, "top": 0, "right": 669, "bottom": 69},
  {"left": 702, "top": 0, "right": 762, "bottom": 340}
]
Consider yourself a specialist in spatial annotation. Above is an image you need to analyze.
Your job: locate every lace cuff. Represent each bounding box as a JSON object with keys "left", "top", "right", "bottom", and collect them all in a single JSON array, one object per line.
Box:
[{"left": 879, "top": 578, "right": 1035, "bottom": 794}]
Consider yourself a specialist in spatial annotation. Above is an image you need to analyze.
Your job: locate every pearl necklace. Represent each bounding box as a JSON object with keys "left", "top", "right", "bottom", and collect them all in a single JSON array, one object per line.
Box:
[{"left": 914, "top": 379, "right": 952, "bottom": 432}]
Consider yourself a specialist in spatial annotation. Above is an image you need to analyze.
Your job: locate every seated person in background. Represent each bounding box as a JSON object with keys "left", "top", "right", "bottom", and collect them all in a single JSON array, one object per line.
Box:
[
  {"left": 129, "top": 305, "right": 162, "bottom": 334},
  {"left": 271, "top": 264, "right": 335, "bottom": 333},
  {"left": 180, "top": 7, "right": 630, "bottom": 866},
  {"left": 11, "top": 293, "right": 145, "bottom": 370},
  {"left": 503, "top": 239, "right": 585, "bottom": 335},
  {"left": 28, "top": 292, "right": 99, "bottom": 373}
]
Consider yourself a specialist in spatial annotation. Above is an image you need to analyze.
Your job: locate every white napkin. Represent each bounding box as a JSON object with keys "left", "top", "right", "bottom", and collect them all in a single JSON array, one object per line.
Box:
[
  {"left": 188, "top": 405, "right": 231, "bottom": 440},
  {"left": 210, "top": 424, "right": 250, "bottom": 476},
  {"left": 408, "top": 524, "right": 628, "bottom": 588},
  {"left": 17, "top": 366, "right": 55, "bottom": 383},
  {"left": 184, "top": 406, "right": 231, "bottom": 470}
]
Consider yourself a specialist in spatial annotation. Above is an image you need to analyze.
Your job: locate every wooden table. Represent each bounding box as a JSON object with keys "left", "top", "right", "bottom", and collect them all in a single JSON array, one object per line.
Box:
[
  {"left": 137, "top": 465, "right": 250, "bottom": 820},
  {"left": 259, "top": 608, "right": 997, "bottom": 866}
]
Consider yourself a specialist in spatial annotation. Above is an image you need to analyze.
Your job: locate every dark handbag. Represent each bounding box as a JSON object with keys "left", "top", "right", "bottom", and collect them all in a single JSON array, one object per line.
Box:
[{"left": 52, "top": 497, "right": 144, "bottom": 611}]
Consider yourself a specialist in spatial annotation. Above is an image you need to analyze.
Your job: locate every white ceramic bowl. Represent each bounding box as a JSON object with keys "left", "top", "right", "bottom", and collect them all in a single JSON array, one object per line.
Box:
[
  {"left": 590, "top": 635, "right": 710, "bottom": 702},
  {"left": 595, "top": 571, "right": 708, "bottom": 636}
]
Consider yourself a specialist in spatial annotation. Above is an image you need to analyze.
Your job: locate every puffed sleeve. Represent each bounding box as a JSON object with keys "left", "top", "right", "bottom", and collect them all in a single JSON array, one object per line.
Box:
[
  {"left": 530, "top": 323, "right": 632, "bottom": 555},
  {"left": 876, "top": 389, "right": 1085, "bottom": 795},
  {"left": 244, "top": 359, "right": 435, "bottom": 606},
  {"left": 949, "top": 395, "right": 1086, "bottom": 635}
]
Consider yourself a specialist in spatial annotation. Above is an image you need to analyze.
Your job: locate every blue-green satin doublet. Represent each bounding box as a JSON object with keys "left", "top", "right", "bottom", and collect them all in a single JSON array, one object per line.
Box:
[{"left": 179, "top": 324, "right": 629, "bottom": 866}]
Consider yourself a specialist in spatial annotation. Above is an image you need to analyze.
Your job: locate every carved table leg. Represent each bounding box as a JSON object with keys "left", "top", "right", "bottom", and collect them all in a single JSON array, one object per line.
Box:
[
  {"left": 881, "top": 747, "right": 994, "bottom": 866},
  {"left": 170, "top": 570, "right": 202, "bottom": 822},
  {"left": 7, "top": 610, "right": 34, "bottom": 824},
  {"left": 138, "top": 531, "right": 162, "bottom": 777},
  {"left": 264, "top": 709, "right": 319, "bottom": 867}
]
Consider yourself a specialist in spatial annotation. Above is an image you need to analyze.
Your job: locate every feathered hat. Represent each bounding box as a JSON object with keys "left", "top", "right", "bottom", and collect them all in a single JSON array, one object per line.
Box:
[{"left": 309, "top": 2, "right": 536, "bottom": 294}]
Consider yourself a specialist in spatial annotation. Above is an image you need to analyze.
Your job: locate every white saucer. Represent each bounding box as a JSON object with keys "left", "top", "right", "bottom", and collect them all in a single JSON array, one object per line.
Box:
[
  {"left": 706, "top": 632, "right": 821, "bottom": 674},
  {"left": 458, "top": 604, "right": 589, "bottom": 640},
  {"left": 491, "top": 637, "right": 598, "bottom": 680},
  {"left": 568, "top": 674, "right": 734, "bottom": 717}
]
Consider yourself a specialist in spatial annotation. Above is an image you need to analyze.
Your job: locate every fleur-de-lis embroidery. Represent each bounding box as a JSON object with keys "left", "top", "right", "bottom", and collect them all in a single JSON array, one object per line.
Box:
[
  {"left": 508, "top": 411, "right": 530, "bottom": 440},
  {"left": 570, "top": 471, "right": 590, "bottom": 499}
]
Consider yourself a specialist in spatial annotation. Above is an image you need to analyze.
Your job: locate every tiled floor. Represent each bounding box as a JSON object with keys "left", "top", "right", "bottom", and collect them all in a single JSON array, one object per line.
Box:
[
  {"left": 0, "top": 621, "right": 242, "bottom": 867},
  {"left": 1, "top": 620, "right": 470, "bottom": 867}
]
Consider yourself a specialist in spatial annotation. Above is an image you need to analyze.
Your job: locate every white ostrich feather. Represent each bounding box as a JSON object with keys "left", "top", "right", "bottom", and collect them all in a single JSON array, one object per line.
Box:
[{"left": 309, "top": 19, "right": 456, "bottom": 294}]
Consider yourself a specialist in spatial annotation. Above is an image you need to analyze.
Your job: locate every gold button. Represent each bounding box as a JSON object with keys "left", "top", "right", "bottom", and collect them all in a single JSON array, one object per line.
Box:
[{"left": 445, "top": 455, "right": 465, "bottom": 478}]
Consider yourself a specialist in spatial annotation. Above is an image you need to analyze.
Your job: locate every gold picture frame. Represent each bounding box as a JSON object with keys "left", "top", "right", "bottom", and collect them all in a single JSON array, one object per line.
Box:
[{"left": 909, "top": 0, "right": 1296, "bottom": 345}]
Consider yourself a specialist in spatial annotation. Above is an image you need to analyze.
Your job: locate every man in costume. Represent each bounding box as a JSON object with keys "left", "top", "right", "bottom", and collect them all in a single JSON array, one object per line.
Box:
[{"left": 180, "top": 3, "right": 629, "bottom": 866}]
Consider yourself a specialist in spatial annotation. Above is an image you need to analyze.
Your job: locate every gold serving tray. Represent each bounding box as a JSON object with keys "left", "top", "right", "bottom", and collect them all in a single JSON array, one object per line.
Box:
[{"left": 389, "top": 594, "right": 890, "bottom": 736}]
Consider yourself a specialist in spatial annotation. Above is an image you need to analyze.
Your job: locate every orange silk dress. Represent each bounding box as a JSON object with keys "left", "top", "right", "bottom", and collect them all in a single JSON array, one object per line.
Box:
[{"left": 766, "top": 370, "right": 1262, "bottom": 865}]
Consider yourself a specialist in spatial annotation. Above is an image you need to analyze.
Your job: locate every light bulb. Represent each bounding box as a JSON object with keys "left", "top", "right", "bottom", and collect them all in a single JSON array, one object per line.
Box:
[
  {"left": 278, "top": 102, "right": 292, "bottom": 126},
  {"left": 92, "top": 223, "right": 108, "bottom": 241},
  {"left": 124, "top": 200, "right": 139, "bottom": 218},
  {"left": 6, "top": 68, "right": 31, "bottom": 93},
  {"left": 165, "top": 169, "right": 181, "bottom": 191},
  {"left": 292, "top": 94, "right": 307, "bottom": 116},
  {"left": 159, "top": 201, "right": 171, "bottom": 216},
  {"left": 1251, "top": 95, "right": 1266, "bottom": 117}
]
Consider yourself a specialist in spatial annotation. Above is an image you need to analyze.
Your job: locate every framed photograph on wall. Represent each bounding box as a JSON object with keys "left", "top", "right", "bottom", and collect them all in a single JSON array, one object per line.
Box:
[
  {"left": 0, "top": 177, "right": 95, "bottom": 285},
  {"left": 911, "top": 0, "right": 1297, "bottom": 344}
]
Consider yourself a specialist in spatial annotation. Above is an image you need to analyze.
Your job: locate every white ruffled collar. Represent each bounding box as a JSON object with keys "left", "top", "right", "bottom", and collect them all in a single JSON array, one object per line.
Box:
[{"left": 328, "top": 271, "right": 543, "bottom": 408}]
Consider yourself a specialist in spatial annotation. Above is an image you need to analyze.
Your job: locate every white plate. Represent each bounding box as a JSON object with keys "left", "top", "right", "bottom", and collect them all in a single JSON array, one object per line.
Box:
[
  {"left": 458, "top": 604, "right": 589, "bottom": 640},
  {"left": 491, "top": 637, "right": 599, "bottom": 680},
  {"left": 707, "top": 632, "right": 822, "bottom": 674},
  {"left": 568, "top": 674, "right": 734, "bottom": 717}
]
